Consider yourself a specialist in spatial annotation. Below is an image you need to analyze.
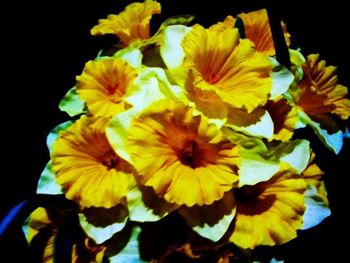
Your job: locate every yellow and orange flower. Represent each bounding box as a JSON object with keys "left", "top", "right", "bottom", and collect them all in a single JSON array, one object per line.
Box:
[
  {"left": 296, "top": 54, "right": 350, "bottom": 120},
  {"left": 230, "top": 168, "right": 306, "bottom": 249},
  {"left": 125, "top": 100, "right": 239, "bottom": 207},
  {"left": 91, "top": 0, "right": 161, "bottom": 46},
  {"left": 51, "top": 116, "right": 134, "bottom": 208},
  {"left": 238, "top": 9, "right": 291, "bottom": 56},
  {"left": 76, "top": 58, "right": 138, "bottom": 117},
  {"left": 181, "top": 24, "right": 272, "bottom": 114}
]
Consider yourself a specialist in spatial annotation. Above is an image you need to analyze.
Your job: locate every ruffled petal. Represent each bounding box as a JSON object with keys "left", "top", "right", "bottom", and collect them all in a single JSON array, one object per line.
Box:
[
  {"left": 91, "top": 0, "right": 161, "bottom": 46},
  {"left": 230, "top": 170, "right": 306, "bottom": 249}
]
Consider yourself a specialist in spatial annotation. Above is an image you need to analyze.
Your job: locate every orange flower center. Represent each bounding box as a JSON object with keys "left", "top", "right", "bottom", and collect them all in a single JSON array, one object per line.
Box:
[
  {"left": 178, "top": 140, "right": 199, "bottom": 168},
  {"left": 101, "top": 150, "right": 120, "bottom": 170},
  {"left": 234, "top": 182, "right": 276, "bottom": 215},
  {"left": 171, "top": 133, "right": 220, "bottom": 169},
  {"left": 107, "top": 83, "right": 125, "bottom": 103},
  {"left": 235, "top": 184, "right": 265, "bottom": 203},
  {"left": 206, "top": 72, "right": 220, "bottom": 84}
]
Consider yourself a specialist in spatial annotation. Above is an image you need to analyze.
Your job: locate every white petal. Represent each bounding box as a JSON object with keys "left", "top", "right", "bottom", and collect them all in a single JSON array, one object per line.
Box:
[
  {"left": 114, "top": 48, "right": 143, "bottom": 68},
  {"left": 46, "top": 121, "right": 73, "bottom": 152},
  {"left": 302, "top": 185, "right": 331, "bottom": 230},
  {"left": 238, "top": 155, "right": 280, "bottom": 186},
  {"left": 107, "top": 108, "right": 138, "bottom": 162},
  {"left": 297, "top": 109, "right": 343, "bottom": 154},
  {"left": 270, "top": 57, "right": 294, "bottom": 99},
  {"left": 230, "top": 110, "right": 274, "bottom": 139},
  {"left": 108, "top": 226, "right": 147, "bottom": 263},
  {"left": 160, "top": 25, "right": 191, "bottom": 69},
  {"left": 36, "top": 162, "right": 63, "bottom": 195},
  {"left": 79, "top": 213, "right": 127, "bottom": 244},
  {"left": 309, "top": 120, "right": 343, "bottom": 154},
  {"left": 124, "top": 67, "right": 181, "bottom": 111},
  {"left": 126, "top": 186, "right": 171, "bottom": 222},
  {"left": 192, "top": 213, "right": 235, "bottom": 242},
  {"left": 279, "top": 139, "right": 310, "bottom": 174},
  {"left": 59, "top": 87, "right": 85, "bottom": 117}
]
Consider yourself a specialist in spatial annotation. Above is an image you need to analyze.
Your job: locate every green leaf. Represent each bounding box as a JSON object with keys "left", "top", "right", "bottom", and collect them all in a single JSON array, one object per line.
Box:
[
  {"left": 159, "top": 15, "right": 195, "bottom": 30},
  {"left": 59, "top": 87, "right": 86, "bottom": 117},
  {"left": 289, "top": 48, "right": 306, "bottom": 82},
  {"left": 108, "top": 225, "right": 147, "bottom": 263},
  {"left": 36, "top": 161, "right": 63, "bottom": 195},
  {"left": 302, "top": 185, "right": 331, "bottom": 230}
]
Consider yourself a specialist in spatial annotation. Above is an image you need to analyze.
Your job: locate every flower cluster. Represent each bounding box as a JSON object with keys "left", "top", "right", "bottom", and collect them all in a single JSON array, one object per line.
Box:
[{"left": 22, "top": 0, "right": 349, "bottom": 262}]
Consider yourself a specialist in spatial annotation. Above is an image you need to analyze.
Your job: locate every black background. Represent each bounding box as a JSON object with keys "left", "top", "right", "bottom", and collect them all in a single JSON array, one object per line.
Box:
[{"left": 1, "top": 0, "right": 349, "bottom": 261}]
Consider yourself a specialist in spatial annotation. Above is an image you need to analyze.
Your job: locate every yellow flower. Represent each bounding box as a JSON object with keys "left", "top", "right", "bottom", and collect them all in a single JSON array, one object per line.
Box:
[
  {"left": 181, "top": 24, "right": 272, "bottom": 113},
  {"left": 238, "top": 9, "right": 291, "bottom": 56},
  {"left": 91, "top": 0, "right": 161, "bottom": 46},
  {"left": 230, "top": 169, "right": 306, "bottom": 249},
  {"left": 125, "top": 100, "right": 239, "bottom": 207},
  {"left": 266, "top": 97, "right": 299, "bottom": 141},
  {"left": 51, "top": 116, "right": 134, "bottom": 208},
  {"left": 76, "top": 58, "right": 138, "bottom": 117},
  {"left": 24, "top": 207, "right": 106, "bottom": 262},
  {"left": 296, "top": 54, "right": 350, "bottom": 120}
]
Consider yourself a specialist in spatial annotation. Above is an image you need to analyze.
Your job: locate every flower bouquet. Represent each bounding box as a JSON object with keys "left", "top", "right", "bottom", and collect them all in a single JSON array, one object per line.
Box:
[{"left": 1, "top": 0, "right": 349, "bottom": 262}]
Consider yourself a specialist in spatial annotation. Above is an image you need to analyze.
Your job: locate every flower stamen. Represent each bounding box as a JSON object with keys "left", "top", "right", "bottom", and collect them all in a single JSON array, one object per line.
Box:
[
  {"left": 101, "top": 150, "right": 119, "bottom": 170},
  {"left": 179, "top": 140, "right": 199, "bottom": 168}
]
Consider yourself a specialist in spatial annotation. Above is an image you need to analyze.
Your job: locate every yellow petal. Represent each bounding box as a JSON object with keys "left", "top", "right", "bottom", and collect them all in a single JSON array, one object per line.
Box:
[{"left": 239, "top": 9, "right": 291, "bottom": 56}]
